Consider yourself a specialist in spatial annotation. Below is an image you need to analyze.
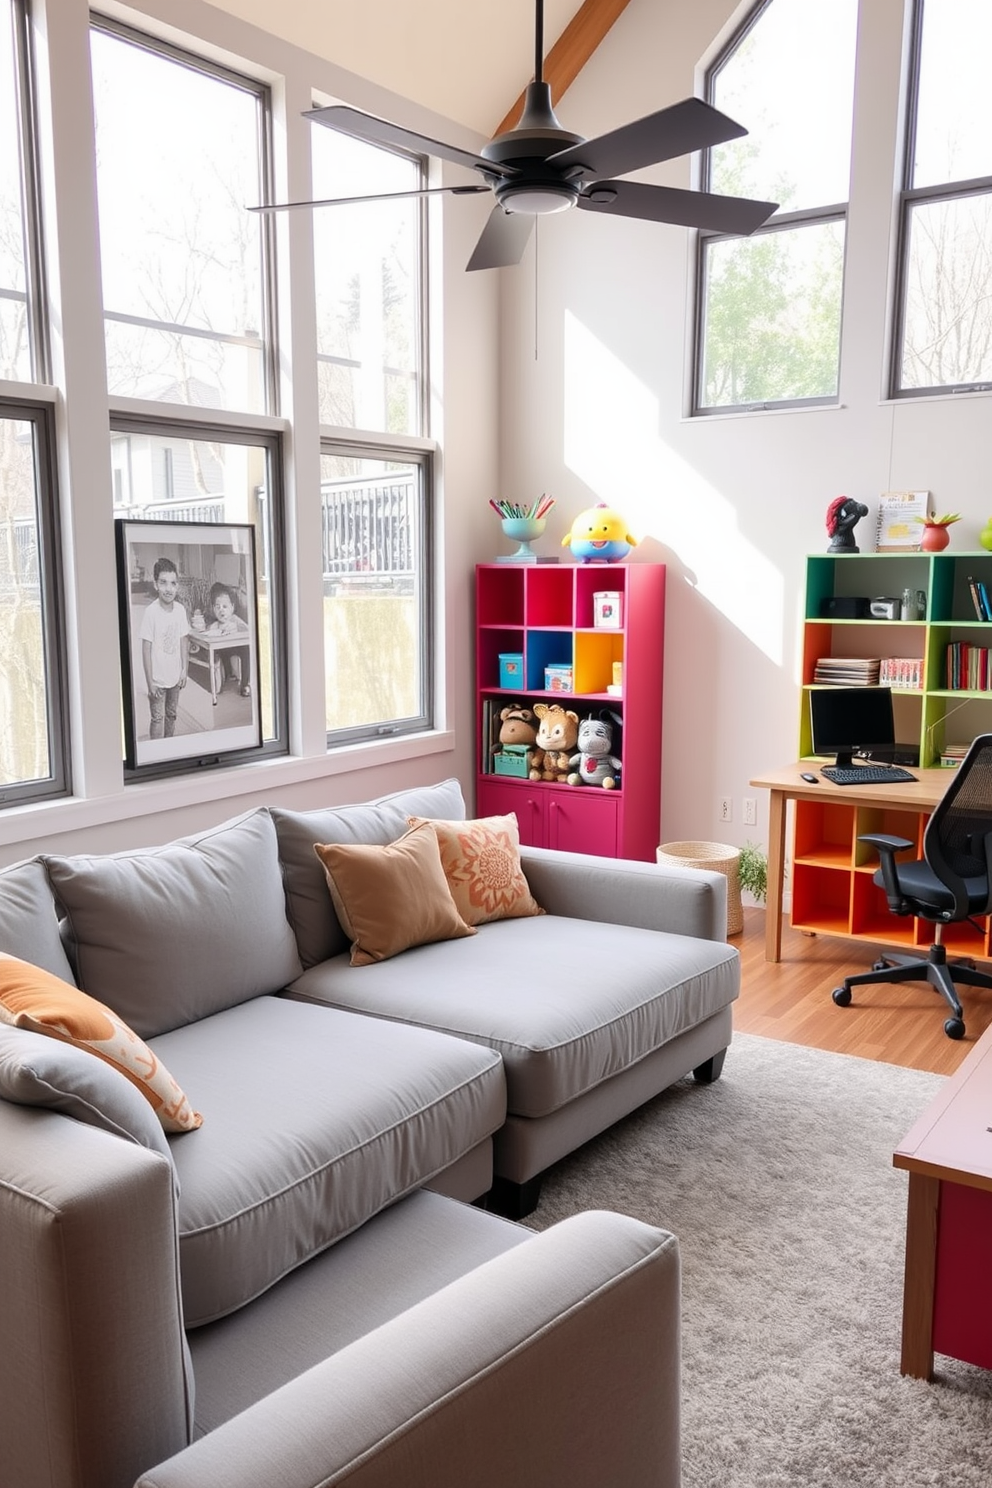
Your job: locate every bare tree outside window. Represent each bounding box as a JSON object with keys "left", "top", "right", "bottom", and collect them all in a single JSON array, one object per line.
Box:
[
  {"left": 695, "top": 0, "right": 857, "bottom": 413},
  {"left": 311, "top": 126, "right": 423, "bottom": 436},
  {"left": 90, "top": 23, "right": 268, "bottom": 414},
  {"left": 895, "top": 0, "right": 992, "bottom": 394}
]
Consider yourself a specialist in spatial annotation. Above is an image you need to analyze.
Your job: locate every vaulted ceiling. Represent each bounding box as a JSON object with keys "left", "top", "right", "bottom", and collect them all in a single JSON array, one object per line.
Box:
[{"left": 213, "top": 0, "right": 632, "bottom": 135}]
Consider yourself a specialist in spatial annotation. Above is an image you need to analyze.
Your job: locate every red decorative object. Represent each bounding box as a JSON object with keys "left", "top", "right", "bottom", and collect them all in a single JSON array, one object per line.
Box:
[{"left": 920, "top": 523, "right": 951, "bottom": 552}]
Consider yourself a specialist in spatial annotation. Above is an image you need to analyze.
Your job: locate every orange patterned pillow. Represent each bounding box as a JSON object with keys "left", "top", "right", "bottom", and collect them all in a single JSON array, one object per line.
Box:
[
  {"left": 0, "top": 953, "right": 201, "bottom": 1133},
  {"left": 314, "top": 820, "right": 477, "bottom": 965},
  {"left": 408, "top": 813, "right": 545, "bottom": 927}
]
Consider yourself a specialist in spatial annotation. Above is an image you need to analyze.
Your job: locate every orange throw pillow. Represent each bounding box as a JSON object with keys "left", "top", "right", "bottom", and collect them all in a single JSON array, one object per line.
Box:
[
  {"left": 408, "top": 813, "right": 545, "bottom": 927},
  {"left": 0, "top": 953, "right": 201, "bottom": 1133},
  {"left": 314, "top": 820, "right": 477, "bottom": 965}
]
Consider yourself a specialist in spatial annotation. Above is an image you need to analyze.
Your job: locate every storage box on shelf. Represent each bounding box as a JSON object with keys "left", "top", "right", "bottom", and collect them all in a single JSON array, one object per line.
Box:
[
  {"left": 791, "top": 550, "right": 992, "bottom": 957},
  {"left": 476, "top": 562, "right": 665, "bottom": 861}
]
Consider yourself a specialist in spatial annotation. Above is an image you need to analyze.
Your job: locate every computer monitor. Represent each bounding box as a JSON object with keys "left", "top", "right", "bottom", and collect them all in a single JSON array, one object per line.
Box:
[{"left": 809, "top": 686, "right": 895, "bottom": 768}]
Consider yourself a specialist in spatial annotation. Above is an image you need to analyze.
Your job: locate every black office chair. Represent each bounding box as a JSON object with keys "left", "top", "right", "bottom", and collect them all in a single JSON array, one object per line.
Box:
[{"left": 832, "top": 733, "right": 992, "bottom": 1039}]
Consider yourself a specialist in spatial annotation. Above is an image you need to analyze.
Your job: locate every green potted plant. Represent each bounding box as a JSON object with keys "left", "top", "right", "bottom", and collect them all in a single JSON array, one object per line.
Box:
[{"left": 738, "top": 841, "right": 768, "bottom": 904}]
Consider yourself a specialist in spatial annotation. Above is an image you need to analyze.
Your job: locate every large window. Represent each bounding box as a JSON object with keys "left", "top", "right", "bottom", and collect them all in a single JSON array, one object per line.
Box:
[
  {"left": 320, "top": 445, "right": 432, "bottom": 743},
  {"left": 0, "top": 404, "right": 68, "bottom": 801},
  {"left": 311, "top": 126, "right": 425, "bottom": 436},
  {"left": 1, "top": 0, "right": 36, "bottom": 383},
  {"left": 695, "top": 0, "right": 858, "bottom": 413},
  {"left": 90, "top": 19, "right": 272, "bottom": 414},
  {"left": 893, "top": 0, "right": 992, "bottom": 396}
]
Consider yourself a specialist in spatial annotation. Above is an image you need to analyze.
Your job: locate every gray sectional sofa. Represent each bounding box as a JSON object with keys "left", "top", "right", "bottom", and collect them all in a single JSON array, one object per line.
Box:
[{"left": 0, "top": 776, "right": 739, "bottom": 1488}]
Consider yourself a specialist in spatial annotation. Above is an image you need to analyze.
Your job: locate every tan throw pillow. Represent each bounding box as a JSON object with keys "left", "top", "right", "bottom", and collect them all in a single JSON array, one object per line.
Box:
[
  {"left": 408, "top": 813, "right": 545, "bottom": 927},
  {"left": 0, "top": 952, "right": 201, "bottom": 1133},
  {"left": 314, "top": 820, "right": 477, "bottom": 966}
]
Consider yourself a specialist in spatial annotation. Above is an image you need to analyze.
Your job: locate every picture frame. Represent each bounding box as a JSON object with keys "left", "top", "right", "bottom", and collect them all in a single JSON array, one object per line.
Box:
[{"left": 115, "top": 519, "right": 262, "bottom": 770}]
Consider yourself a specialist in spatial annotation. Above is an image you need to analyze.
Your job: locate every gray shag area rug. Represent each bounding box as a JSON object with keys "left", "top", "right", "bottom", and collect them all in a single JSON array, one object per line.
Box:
[{"left": 529, "top": 1032, "right": 992, "bottom": 1487}]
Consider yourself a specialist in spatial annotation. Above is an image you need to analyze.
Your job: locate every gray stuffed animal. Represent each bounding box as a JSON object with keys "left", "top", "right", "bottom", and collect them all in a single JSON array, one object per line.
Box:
[{"left": 567, "top": 712, "right": 622, "bottom": 788}]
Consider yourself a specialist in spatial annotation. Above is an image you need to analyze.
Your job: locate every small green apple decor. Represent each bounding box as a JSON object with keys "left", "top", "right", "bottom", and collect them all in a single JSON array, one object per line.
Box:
[{"left": 980, "top": 519, "right": 992, "bottom": 552}]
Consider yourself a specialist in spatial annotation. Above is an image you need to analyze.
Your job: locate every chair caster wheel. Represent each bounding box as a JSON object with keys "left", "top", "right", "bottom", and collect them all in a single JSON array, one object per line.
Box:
[
  {"left": 944, "top": 1017, "right": 965, "bottom": 1040},
  {"left": 832, "top": 986, "right": 852, "bottom": 1007}
]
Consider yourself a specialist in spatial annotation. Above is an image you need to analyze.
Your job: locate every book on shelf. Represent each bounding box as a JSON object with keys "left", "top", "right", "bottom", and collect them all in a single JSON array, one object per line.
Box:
[
  {"left": 944, "top": 642, "right": 992, "bottom": 691},
  {"left": 874, "top": 490, "right": 931, "bottom": 551},
  {"left": 967, "top": 576, "right": 992, "bottom": 621},
  {"left": 813, "top": 657, "right": 881, "bottom": 685},
  {"left": 878, "top": 657, "right": 923, "bottom": 689}
]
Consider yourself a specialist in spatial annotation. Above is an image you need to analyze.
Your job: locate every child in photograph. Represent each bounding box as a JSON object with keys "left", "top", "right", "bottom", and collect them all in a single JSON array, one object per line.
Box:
[
  {"left": 206, "top": 580, "right": 251, "bottom": 698},
  {"left": 140, "top": 557, "right": 190, "bottom": 739}
]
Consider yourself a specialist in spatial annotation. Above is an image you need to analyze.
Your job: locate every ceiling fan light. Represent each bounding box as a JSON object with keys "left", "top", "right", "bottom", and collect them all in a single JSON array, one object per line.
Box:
[{"left": 504, "top": 187, "right": 575, "bottom": 216}]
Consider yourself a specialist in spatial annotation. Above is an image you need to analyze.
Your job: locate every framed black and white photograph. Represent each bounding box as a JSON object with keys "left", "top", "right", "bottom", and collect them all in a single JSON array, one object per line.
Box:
[{"left": 115, "top": 519, "right": 261, "bottom": 769}]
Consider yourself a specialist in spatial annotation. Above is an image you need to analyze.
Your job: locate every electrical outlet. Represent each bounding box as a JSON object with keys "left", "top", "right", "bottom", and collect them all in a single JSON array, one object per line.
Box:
[
  {"left": 743, "top": 797, "right": 757, "bottom": 827},
  {"left": 719, "top": 796, "right": 732, "bottom": 822}
]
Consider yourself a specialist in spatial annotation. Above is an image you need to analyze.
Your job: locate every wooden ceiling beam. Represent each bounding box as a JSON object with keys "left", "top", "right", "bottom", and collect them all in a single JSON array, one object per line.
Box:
[{"left": 493, "top": 0, "right": 633, "bottom": 138}]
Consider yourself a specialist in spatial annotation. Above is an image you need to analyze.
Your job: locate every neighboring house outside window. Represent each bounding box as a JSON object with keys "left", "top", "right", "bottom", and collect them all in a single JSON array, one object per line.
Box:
[
  {"left": 892, "top": 0, "right": 992, "bottom": 396},
  {"left": 694, "top": 0, "right": 858, "bottom": 414}
]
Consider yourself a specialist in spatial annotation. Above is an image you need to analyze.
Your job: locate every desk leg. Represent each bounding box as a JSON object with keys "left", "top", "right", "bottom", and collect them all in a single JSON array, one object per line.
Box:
[
  {"left": 901, "top": 1172, "right": 938, "bottom": 1380},
  {"left": 765, "top": 789, "right": 786, "bottom": 963}
]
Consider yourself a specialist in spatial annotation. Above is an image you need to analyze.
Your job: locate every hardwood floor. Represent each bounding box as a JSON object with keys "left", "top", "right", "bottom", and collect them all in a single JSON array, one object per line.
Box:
[{"left": 734, "top": 907, "right": 992, "bottom": 1077}]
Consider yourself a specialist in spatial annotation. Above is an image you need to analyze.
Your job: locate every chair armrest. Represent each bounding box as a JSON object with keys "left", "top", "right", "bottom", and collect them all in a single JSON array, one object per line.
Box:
[
  {"left": 520, "top": 843, "right": 727, "bottom": 942},
  {"left": 136, "top": 1211, "right": 681, "bottom": 1488},
  {"left": 858, "top": 833, "right": 916, "bottom": 909}
]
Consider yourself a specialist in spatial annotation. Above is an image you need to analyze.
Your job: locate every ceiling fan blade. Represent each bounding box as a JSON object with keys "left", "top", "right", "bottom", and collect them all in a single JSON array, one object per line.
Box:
[
  {"left": 547, "top": 97, "right": 748, "bottom": 182},
  {"left": 306, "top": 105, "right": 514, "bottom": 179},
  {"left": 248, "top": 184, "right": 489, "bottom": 214},
  {"left": 466, "top": 207, "right": 535, "bottom": 272},
  {"left": 578, "top": 179, "right": 778, "bottom": 235}
]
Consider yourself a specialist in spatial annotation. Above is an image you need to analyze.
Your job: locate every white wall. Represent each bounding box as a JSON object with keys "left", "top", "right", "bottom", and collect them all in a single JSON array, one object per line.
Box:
[{"left": 496, "top": 0, "right": 992, "bottom": 854}]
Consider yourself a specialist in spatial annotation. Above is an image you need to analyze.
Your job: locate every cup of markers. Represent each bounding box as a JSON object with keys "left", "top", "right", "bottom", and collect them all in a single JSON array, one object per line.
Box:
[{"left": 491, "top": 494, "right": 555, "bottom": 560}]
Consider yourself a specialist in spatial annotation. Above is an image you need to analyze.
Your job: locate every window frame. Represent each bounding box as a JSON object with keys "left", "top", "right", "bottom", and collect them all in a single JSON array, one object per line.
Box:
[
  {"left": 320, "top": 437, "right": 435, "bottom": 749},
  {"left": 889, "top": 0, "right": 992, "bottom": 400},
  {"left": 691, "top": 0, "right": 851, "bottom": 416},
  {"left": 0, "top": 394, "right": 71, "bottom": 804},
  {"left": 111, "top": 411, "right": 289, "bottom": 782}
]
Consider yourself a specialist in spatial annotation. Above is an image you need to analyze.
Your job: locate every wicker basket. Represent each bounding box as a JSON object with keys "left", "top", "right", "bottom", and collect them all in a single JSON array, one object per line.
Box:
[{"left": 656, "top": 840, "right": 743, "bottom": 937}]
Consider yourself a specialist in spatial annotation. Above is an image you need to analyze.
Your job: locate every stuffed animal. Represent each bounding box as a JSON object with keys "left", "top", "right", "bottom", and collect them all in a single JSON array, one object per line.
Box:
[
  {"left": 561, "top": 502, "right": 637, "bottom": 563},
  {"left": 567, "top": 712, "right": 622, "bottom": 788},
  {"left": 498, "top": 705, "right": 538, "bottom": 747},
  {"left": 529, "top": 703, "right": 580, "bottom": 782}
]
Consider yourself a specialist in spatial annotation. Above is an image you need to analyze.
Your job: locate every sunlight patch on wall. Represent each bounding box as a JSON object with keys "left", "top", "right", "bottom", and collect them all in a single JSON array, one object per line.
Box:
[{"left": 562, "top": 311, "right": 784, "bottom": 664}]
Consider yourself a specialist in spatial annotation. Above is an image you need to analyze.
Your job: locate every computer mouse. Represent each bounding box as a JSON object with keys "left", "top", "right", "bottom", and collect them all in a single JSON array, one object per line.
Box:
[{"left": 800, "top": 772, "right": 819, "bottom": 783}]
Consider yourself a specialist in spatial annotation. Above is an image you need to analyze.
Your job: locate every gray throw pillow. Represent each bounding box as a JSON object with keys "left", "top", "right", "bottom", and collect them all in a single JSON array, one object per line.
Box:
[
  {"left": 271, "top": 778, "right": 467, "bottom": 968},
  {"left": 0, "top": 1024, "right": 175, "bottom": 1168},
  {"left": 0, "top": 858, "right": 76, "bottom": 982}
]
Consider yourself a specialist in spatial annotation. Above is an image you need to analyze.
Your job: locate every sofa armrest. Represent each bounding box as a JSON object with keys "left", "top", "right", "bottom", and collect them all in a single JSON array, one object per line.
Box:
[
  {"left": 136, "top": 1210, "right": 681, "bottom": 1488},
  {"left": 521, "top": 843, "right": 728, "bottom": 941}
]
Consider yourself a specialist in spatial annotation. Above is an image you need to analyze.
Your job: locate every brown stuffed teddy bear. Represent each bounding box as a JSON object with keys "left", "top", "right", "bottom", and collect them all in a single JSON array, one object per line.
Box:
[{"left": 530, "top": 702, "right": 580, "bottom": 782}]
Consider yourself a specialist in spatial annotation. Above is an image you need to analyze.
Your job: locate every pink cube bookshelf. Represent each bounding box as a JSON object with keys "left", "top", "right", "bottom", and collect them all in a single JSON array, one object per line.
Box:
[{"left": 476, "top": 562, "right": 665, "bottom": 861}]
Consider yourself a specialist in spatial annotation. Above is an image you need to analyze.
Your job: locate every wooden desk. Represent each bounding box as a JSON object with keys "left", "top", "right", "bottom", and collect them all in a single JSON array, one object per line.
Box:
[
  {"left": 749, "top": 763, "right": 951, "bottom": 963},
  {"left": 894, "top": 1022, "right": 992, "bottom": 1378}
]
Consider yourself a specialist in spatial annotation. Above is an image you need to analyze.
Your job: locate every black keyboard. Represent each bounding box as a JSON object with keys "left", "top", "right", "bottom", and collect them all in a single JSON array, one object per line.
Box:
[{"left": 820, "top": 764, "right": 918, "bottom": 786}]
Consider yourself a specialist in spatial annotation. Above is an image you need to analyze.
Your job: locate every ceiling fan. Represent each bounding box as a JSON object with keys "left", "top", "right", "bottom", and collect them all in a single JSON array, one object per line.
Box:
[{"left": 254, "top": 0, "right": 778, "bottom": 270}]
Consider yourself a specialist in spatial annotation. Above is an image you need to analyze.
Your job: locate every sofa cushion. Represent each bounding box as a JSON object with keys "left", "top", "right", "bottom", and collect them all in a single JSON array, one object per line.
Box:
[
  {"left": 0, "top": 953, "right": 201, "bottom": 1132},
  {"left": 0, "top": 1024, "right": 175, "bottom": 1164},
  {"left": 314, "top": 822, "right": 476, "bottom": 965},
  {"left": 0, "top": 858, "right": 76, "bottom": 982},
  {"left": 288, "top": 915, "right": 740, "bottom": 1119},
  {"left": 152, "top": 996, "right": 505, "bottom": 1326},
  {"left": 271, "top": 778, "right": 467, "bottom": 968},
  {"left": 408, "top": 813, "right": 544, "bottom": 927},
  {"left": 42, "top": 809, "right": 302, "bottom": 1039}
]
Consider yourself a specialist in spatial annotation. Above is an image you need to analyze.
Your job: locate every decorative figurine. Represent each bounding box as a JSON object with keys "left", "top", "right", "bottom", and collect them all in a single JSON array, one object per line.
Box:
[
  {"left": 825, "top": 496, "right": 869, "bottom": 553},
  {"left": 562, "top": 502, "right": 637, "bottom": 563}
]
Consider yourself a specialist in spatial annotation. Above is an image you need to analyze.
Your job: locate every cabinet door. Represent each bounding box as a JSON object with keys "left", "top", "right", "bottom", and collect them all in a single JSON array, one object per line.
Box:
[
  {"left": 475, "top": 778, "right": 546, "bottom": 848},
  {"left": 547, "top": 788, "right": 619, "bottom": 856}
]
